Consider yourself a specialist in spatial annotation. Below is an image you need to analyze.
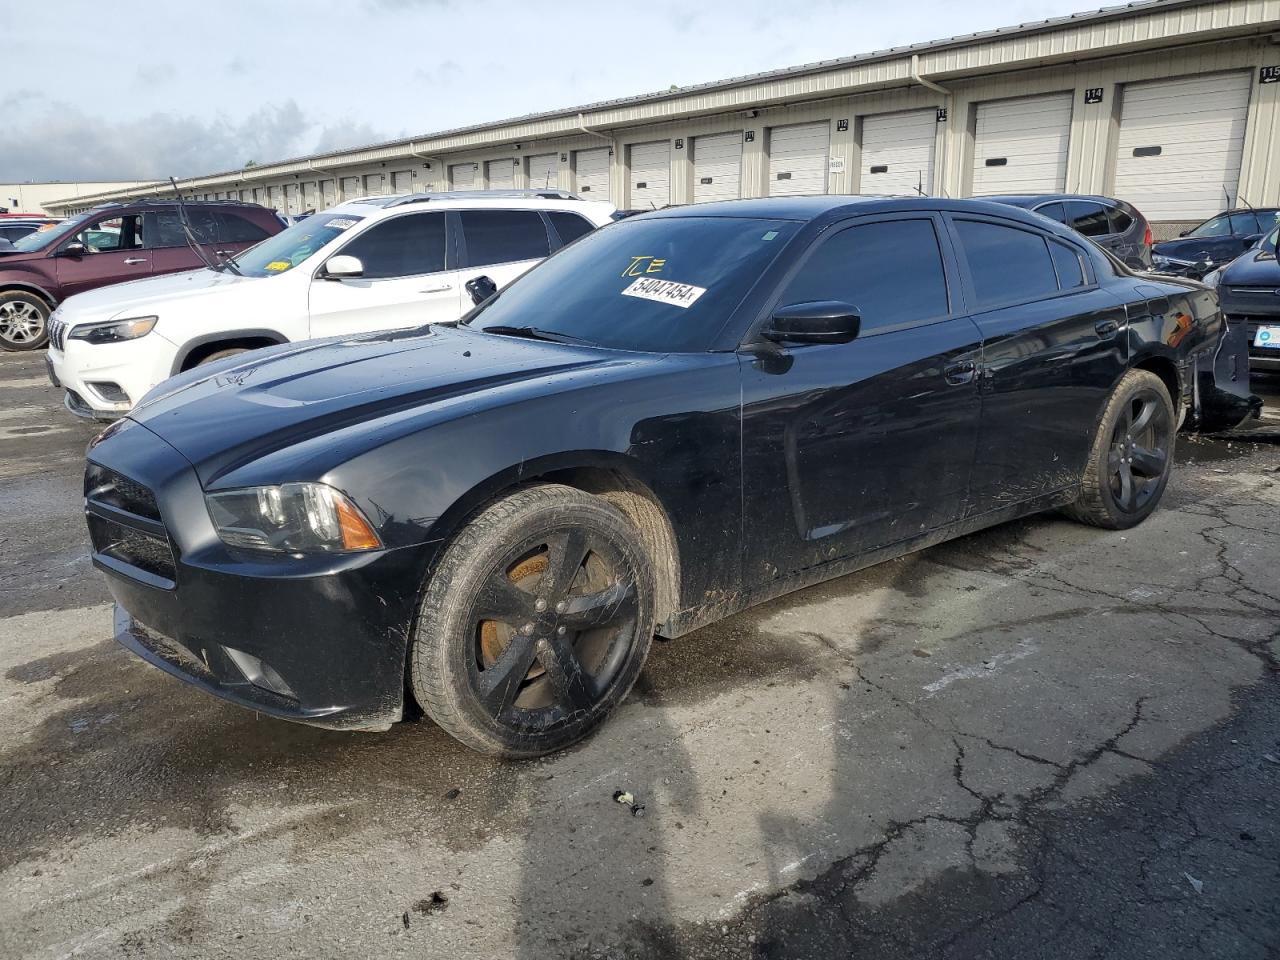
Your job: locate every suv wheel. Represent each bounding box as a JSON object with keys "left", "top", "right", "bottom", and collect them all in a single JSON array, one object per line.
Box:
[
  {"left": 0, "top": 291, "right": 51, "bottom": 351},
  {"left": 411, "top": 484, "right": 656, "bottom": 757}
]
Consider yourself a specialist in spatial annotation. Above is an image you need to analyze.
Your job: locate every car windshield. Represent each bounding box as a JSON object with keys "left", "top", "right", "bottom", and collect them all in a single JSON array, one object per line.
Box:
[
  {"left": 468, "top": 216, "right": 801, "bottom": 351},
  {"left": 11, "top": 215, "right": 86, "bottom": 252},
  {"left": 233, "top": 212, "right": 366, "bottom": 278}
]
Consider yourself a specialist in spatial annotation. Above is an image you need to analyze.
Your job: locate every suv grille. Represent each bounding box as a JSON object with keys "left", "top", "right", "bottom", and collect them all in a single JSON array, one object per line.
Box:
[
  {"left": 48, "top": 314, "right": 68, "bottom": 351},
  {"left": 84, "top": 465, "right": 175, "bottom": 584}
]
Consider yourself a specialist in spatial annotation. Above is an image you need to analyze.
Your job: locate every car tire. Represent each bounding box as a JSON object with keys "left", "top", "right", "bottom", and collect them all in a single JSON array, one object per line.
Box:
[
  {"left": 0, "top": 291, "right": 51, "bottom": 351},
  {"left": 194, "top": 347, "right": 249, "bottom": 367},
  {"left": 411, "top": 483, "right": 656, "bottom": 757},
  {"left": 1064, "top": 369, "right": 1176, "bottom": 530}
]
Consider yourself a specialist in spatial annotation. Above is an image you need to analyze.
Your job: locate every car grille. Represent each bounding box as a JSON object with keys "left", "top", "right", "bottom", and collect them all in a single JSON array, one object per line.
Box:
[
  {"left": 48, "top": 314, "right": 67, "bottom": 351},
  {"left": 84, "top": 464, "right": 175, "bottom": 585}
]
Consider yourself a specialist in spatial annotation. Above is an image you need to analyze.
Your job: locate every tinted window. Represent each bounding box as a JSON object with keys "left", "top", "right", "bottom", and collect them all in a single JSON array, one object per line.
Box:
[
  {"left": 954, "top": 220, "right": 1059, "bottom": 308},
  {"left": 548, "top": 212, "right": 595, "bottom": 247},
  {"left": 77, "top": 214, "right": 143, "bottom": 253},
  {"left": 469, "top": 216, "right": 801, "bottom": 352},
  {"left": 1107, "top": 206, "right": 1133, "bottom": 234},
  {"left": 1049, "top": 240, "right": 1086, "bottom": 289},
  {"left": 1035, "top": 202, "right": 1067, "bottom": 224},
  {"left": 462, "top": 210, "right": 550, "bottom": 267},
  {"left": 337, "top": 213, "right": 446, "bottom": 279},
  {"left": 779, "top": 219, "right": 949, "bottom": 332},
  {"left": 147, "top": 211, "right": 188, "bottom": 249},
  {"left": 1187, "top": 215, "right": 1231, "bottom": 239},
  {"left": 1063, "top": 201, "right": 1110, "bottom": 237},
  {"left": 217, "top": 212, "right": 270, "bottom": 243}
]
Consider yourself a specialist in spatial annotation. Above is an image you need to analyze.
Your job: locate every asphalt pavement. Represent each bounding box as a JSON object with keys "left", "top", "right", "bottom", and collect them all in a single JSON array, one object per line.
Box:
[{"left": 1, "top": 351, "right": 1276, "bottom": 960}]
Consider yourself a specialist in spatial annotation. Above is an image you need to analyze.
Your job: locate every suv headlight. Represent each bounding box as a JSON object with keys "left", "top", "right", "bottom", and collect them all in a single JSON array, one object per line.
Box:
[
  {"left": 206, "top": 482, "right": 382, "bottom": 554},
  {"left": 68, "top": 316, "right": 158, "bottom": 344}
]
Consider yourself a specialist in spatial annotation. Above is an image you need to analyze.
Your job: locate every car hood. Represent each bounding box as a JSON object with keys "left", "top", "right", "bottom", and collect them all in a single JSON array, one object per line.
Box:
[
  {"left": 1219, "top": 247, "right": 1280, "bottom": 286},
  {"left": 129, "top": 324, "right": 640, "bottom": 485},
  {"left": 59, "top": 267, "right": 261, "bottom": 324},
  {"left": 0, "top": 248, "right": 45, "bottom": 264},
  {"left": 1151, "top": 237, "right": 1232, "bottom": 262}
]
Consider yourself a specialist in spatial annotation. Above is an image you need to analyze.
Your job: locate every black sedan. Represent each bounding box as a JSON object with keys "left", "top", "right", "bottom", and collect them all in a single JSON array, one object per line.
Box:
[
  {"left": 982, "top": 194, "right": 1152, "bottom": 270},
  {"left": 86, "top": 196, "right": 1227, "bottom": 757},
  {"left": 1207, "top": 222, "right": 1280, "bottom": 375},
  {"left": 1153, "top": 208, "right": 1280, "bottom": 279}
]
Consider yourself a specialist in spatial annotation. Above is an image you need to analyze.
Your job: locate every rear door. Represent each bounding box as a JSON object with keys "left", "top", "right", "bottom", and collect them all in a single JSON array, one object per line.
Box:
[
  {"left": 946, "top": 214, "right": 1129, "bottom": 515},
  {"left": 739, "top": 214, "right": 983, "bottom": 580},
  {"left": 307, "top": 211, "right": 460, "bottom": 338},
  {"left": 55, "top": 212, "right": 153, "bottom": 297},
  {"left": 456, "top": 209, "right": 553, "bottom": 291}
]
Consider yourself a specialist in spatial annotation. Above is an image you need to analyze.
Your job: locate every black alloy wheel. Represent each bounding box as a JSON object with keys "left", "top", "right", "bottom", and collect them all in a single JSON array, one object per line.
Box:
[{"left": 412, "top": 484, "right": 655, "bottom": 757}]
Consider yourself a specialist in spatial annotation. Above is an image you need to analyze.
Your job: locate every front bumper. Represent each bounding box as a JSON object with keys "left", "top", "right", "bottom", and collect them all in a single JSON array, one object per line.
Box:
[
  {"left": 47, "top": 328, "right": 179, "bottom": 420},
  {"left": 88, "top": 419, "right": 430, "bottom": 731}
]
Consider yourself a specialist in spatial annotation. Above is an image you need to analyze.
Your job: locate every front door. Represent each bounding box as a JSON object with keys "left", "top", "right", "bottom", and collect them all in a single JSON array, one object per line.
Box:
[
  {"left": 54, "top": 213, "right": 152, "bottom": 297},
  {"left": 307, "top": 211, "right": 462, "bottom": 338},
  {"left": 739, "top": 214, "right": 984, "bottom": 584},
  {"left": 945, "top": 214, "right": 1129, "bottom": 515}
]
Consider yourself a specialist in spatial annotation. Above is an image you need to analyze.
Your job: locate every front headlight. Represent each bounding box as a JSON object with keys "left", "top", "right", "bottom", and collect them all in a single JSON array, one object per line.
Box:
[
  {"left": 68, "top": 315, "right": 158, "bottom": 344},
  {"left": 206, "top": 482, "right": 382, "bottom": 554}
]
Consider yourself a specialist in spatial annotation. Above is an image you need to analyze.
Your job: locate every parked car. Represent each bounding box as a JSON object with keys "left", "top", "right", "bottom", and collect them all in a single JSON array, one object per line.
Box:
[
  {"left": 0, "top": 200, "right": 283, "bottom": 351},
  {"left": 1152, "top": 208, "right": 1280, "bottom": 279},
  {"left": 1203, "top": 222, "right": 1280, "bottom": 375},
  {"left": 0, "top": 217, "right": 59, "bottom": 245},
  {"left": 87, "top": 196, "right": 1224, "bottom": 756},
  {"left": 983, "top": 194, "right": 1152, "bottom": 270},
  {"left": 46, "top": 195, "right": 615, "bottom": 419}
]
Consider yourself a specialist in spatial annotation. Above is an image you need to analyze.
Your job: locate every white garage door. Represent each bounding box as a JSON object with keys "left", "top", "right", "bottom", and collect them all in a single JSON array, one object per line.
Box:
[
  {"left": 769, "top": 121, "right": 829, "bottom": 196},
  {"left": 575, "top": 148, "right": 610, "bottom": 200},
  {"left": 487, "top": 158, "right": 516, "bottom": 189},
  {"left": 1113, "top": 72, "right": 1252, "bottom": 222},
  {"left": 391, "top": 170, "right": 414, "bottom": 194},
  {"left": 861, "top": 109, "right": 936, "bottom": 196},
  {"left": 971, "top": 92, "right": 1073, "bottom": 195},
  {"left": 450, "top": 163, "right": 476, "bottom": 191},
  {"left": 301, "top": 182, "right": 316, "bottom": 210},
  {"left": 363, "top": 173, "right": 386, "bottom": 196},
  {"left": 340, "top": 176, "right": 360, "bottom": 198},
  {"left": 320, "top": 179, "right": 336, "bottom": 208},
  {"left": 528, "top": 154, "right": 558, "bottom": 190},
  {"left": 629, "top": 140, "right": 671, "bottom": 209},
  {"left": 692, "top": 132, "right": 742, "bottom": 203}
]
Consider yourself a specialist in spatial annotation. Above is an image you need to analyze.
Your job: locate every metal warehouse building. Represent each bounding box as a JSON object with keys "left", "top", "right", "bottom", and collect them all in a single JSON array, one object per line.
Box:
[{"left": 47, "top": 0, "right": 1280, "bottom": 235}]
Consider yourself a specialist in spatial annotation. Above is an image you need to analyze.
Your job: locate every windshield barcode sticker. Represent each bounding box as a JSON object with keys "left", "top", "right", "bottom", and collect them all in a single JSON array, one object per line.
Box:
[
  {"left": 621, "top": 277, "right": 707, "bottom": 309},
  {"left": 326, "top": 218, "right": 358, "bottom": 230}
]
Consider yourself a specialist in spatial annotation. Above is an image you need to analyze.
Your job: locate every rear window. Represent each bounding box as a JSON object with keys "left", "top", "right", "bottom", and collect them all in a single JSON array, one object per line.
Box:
[
  {"left": 1063, "top": 201, "right": 1110, "bottom": 238},
  {"left": 468, "top": 216, "right": 801, "bottom": 352},
  {"left": 461, "top": 210, "right": 551, "bottom": 267},
  {"left": 548, "top": 212, "right": 595, "bottom": 247},
  {"left": 1107, "top": 206, "right": 1133, "bottom": 234}
]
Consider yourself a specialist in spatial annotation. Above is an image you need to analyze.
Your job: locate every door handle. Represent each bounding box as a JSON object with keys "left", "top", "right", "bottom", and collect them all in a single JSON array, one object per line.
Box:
[
  {"left": 1095, "top": 318, "right": 1120, "bottom": 337},
  {"left": 123, "top": 257, "right": 148, "bottom": 265},
  {"left": 420, "top": 284, "right": 453, "bottom": 294},
  {"left": 944, "top": 359, "right": 977, "bottom": 385}
]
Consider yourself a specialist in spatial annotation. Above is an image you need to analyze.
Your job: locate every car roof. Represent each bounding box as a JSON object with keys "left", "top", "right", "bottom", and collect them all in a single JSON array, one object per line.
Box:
[
  {"left": 633, "top": 195, "right": 1063, "bottom": 228},
  {"left": 327, "top": 194, "right": 616, "bottom": 216},
  {"left": 980, "top": 193, "right": 1125, "bottom": 208}
]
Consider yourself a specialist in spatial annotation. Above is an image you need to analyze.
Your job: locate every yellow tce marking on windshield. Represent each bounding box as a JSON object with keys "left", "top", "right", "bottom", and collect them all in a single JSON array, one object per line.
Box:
[{"left": 623, "top": 256, "right": 667, "bottom": 277}]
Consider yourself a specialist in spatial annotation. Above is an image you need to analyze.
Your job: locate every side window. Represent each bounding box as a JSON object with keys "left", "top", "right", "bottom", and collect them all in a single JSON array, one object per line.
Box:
[
  {"left": 1048, "top": 239, "right": 1086, "bottom": 290},
  {"left": 336, "top": 213, "right": 446, "bottom": 279},
  {"left": 1034, "top": 202, "right": 1067, "bottom": 224},
  {"left": 779, "top": 219, "right": 949, "bottom": 333},
  {"left": 1228, "top": 212, "right": 1261, "bottom": 236},
  {"left": 1107, "top": 206, "right": 1133, "bottom": 234},
  {"left": 461, "top": 211, "right": 551, "bottom": 267},
  {"left": 76, "top": 214, "right": 143, "bottom": 253},
  {"left": 216, "top": 212, "right": 270, "bottom": 243},
  {"left": 547, "top": 212, "right": 595, "bottom": 247},
  {"left": 954, "top": 219, "right": 1060, "bottom": 308},
  {"left": 147, "top": 211, "right": 188, "bottom": 249},
  {"left": 1062, "top": 200, "right": 1110, "bottom": 237}
]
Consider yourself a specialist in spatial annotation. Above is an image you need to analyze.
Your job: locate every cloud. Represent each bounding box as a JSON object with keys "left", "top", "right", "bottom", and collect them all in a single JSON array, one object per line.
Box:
[
  {"left": 135, "top": 63, "right": 177, "bottom": 86},
  {"left": 0, "top": 97, "right": 388, "bottom": 180},
  {"left": 413, "top": 59, "right": 463, "bottom": 86}
]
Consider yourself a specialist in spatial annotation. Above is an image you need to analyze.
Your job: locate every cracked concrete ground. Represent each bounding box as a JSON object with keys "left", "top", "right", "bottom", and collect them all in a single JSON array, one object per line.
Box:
[{"left": 1, "top": 351, "right": 1277, "bottom": 960}]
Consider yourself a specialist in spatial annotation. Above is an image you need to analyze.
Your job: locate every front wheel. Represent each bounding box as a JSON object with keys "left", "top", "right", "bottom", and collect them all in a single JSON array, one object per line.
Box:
[
  {"left": 0, "top": 291, "right": 51, "bottom": 351},
  {"left": 1065, "top": 369, "right": 1175, "bottom": 529},
  {"left": 411, "top": 484, "right": 656, "bottom": 757}
]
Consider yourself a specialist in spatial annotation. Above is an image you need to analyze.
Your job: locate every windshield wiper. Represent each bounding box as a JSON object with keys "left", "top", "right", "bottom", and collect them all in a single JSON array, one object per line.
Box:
[
  {"left": 169, "top": 176, "right": 242, "bottom": 276},
  {"left": 479, "top": 324, "right": 594, "bottom": 346}
]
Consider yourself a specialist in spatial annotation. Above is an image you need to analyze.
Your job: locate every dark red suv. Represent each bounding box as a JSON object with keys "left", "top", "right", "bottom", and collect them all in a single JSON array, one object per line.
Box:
[{"left": 0, "top": 200, "right": 285, "bottom": 350}]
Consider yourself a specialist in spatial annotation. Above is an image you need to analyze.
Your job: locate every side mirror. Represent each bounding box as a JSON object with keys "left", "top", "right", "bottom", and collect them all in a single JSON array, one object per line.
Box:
[
  {"left": 466, "top": 275, "right": 498, "bottom": 306},
  {"left": 322, "top": 254, "right": 363, "bottom": 279},
  {"left": 1178, "top": 230, "right": 1191, "bottom": 238},
  {"left": 763, "top": 301, "right": 861, "bottom": 345},
  {"left": 61, "top": 241, "right": 87, "bottom": 257}
]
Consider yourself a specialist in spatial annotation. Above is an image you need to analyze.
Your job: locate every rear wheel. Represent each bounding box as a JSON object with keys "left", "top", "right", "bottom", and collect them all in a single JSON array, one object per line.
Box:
[
  {"left": 0, "top": 291, "right": 50, "bottom": 351},
  {"left": 411, "top": 484, "right": 655, "bottom": 757},
  {"left": 1065, "top": 370, "right": 1175, "bottom": 529}
]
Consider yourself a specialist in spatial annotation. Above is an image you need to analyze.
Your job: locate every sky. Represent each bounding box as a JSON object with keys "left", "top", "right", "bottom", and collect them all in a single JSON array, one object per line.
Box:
[{"left": 2, "top": 0, "right": 1096, "bottom": 182}]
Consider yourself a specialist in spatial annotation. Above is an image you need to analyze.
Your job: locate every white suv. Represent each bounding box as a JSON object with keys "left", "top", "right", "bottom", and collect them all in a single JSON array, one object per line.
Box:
[{"left": 46, "top": 193, "right": 615, "bottom": 419}]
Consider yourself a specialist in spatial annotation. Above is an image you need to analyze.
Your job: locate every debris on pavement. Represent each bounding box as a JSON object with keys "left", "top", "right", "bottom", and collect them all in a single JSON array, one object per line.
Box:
[
  {"left": 1183, "top": 872, "right": 1204, "bottom": 894},
  {"left": 413, "top": 892, "right": 450, "bottom": 915},
  {"left": 1262, "top": 753, "right": 1279, "bottom": 765},
  {"left": 614, "top": 789, "right": 646, "bottom": 817}
]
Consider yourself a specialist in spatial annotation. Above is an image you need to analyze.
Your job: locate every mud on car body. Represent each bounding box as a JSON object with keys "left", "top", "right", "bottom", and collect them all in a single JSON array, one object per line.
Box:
[{"left": 87, "top": 196, "right": 1230, "bottom": 757}]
